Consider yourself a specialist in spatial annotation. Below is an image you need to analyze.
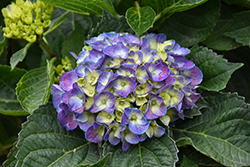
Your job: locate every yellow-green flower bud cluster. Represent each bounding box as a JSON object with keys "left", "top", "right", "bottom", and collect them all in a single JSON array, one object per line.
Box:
[
  {"left": 54, "top": 57, "right": 73, "bottom": 83},
  {"left": 1, "top": 0, "right": 53, "bottom": 43}
]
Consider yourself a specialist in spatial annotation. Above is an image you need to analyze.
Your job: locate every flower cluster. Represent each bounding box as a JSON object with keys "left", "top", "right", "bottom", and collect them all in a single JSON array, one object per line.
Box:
[
  {"left": 1, "top": 0, "right": 53, "bottom": 43},
  {"left": 51, "top": 32, "right": 203, "bottom": 151}
]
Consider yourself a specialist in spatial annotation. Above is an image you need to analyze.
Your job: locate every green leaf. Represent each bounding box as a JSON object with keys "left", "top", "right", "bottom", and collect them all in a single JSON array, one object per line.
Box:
[
  {"left": 103, "top": 134, "right": 178, "bottom": 167},
  {"left": 89, "top": 10, "right": 133, "bottom": 39},
  {"left": 223, "top": 0, "right": 250, "bottom": 8},
  {"left": 187, "top": 46, "right": 243, "bottom": 91},
  {"left": 10, "top": 43, "right": 32, "bottom": 70},
  {"left": 125, "top": 4, "right": 156, "bottom": 36},
  {"left": 159, "top": 0, "right": 220, "bottom": 47},
  {"left": 40, "top": 0, "right": 119, "bottom": 18},
  {"left": 61, "top": 24, "right": 85, "bottom": 67},
  {"left": 180, "top": 156, "right": 198, "bottom": 167},
  {"left": 16, "top": 59, "right": 55, "bottom": 114},
  {"left": 141, "top": 0, "right": 208, "bottom": 15},
  {"left": 224, "top": 11, "right": 250, "bottom": 46},
  {"left": 203, "top": 5, "right": 242, "bottom": 51},
  {"left": 0, "top": 65, "right": 28, "bottom": 116},
  {"left": 6, "top": 103, "right": 103, "bottom": 166},
  {"left": 44, "top": 11, "right": 71, "bottom": 36},
  {"left": 173, "top": 92, "right": 250, "bottom": 166}
]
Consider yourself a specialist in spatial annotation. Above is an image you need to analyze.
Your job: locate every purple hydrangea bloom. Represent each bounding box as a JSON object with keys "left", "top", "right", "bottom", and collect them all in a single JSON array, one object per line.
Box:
[{"left": 51, "top": 32, "right": 203, "bottom": 151}]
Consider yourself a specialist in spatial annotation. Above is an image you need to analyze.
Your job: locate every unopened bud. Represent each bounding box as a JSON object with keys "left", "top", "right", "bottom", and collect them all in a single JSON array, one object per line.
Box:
[
  {"left": 35, "top": 26, "right": 43, "bottom": 35},
  {"left": 43, "top": 20, "right": 51, "bottom": 28},
  {"left": 25, "top": 34, "right": 36, "bottom": 43},
  {"left": 22, "top": 1, "right": 33, "bottom": 14}
]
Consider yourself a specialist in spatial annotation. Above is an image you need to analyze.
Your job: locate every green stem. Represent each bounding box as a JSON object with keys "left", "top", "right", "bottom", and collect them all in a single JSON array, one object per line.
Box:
[{"left": 38, "top": 37, "right": 56, "bottom": 58}]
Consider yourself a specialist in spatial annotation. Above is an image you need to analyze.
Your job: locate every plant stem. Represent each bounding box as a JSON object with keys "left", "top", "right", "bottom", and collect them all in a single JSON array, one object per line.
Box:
[{"left": 38, "top": 37, "right": 56, "bottom": 58}]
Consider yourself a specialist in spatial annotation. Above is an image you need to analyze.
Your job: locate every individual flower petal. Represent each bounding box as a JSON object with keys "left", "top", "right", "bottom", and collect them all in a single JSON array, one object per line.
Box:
[
  {"left": 136, "top": 65, "right": 149, "bottom": 84},
  {"left": 166, "top": 40, "right": 190, "bottom": 56},
  {"left": 51, "top": 84, "right": 65, "bottom": 113},
  {"left": 145, "top": 120, "right": 165, "bottom": 138},
  {"left": 96, "top": 70, "right": 114, "bottom": 93},
  {"left": 145, "top": 60, "right": 169, "bottom": 82},
  {"left": 86, "top": 33, "right": 109, "bottom": 51},
  {"left": 127, "top": 51, "right": 143, "bottom": 65},
  {"left": 96, "top": 110, "right": 115, "bottom": 125},
  {"left": 114, "top": 66, "right": 136, "bottom": 79},
  {"left": 85, "top": 122, "right": 107, "bottom": 143},
  {"left": 144, "top": 95, "right": 167, "bottom": 119},
  {"left": 76, "top": 46, "right": 92, "bottom": 64},
  {"left": 90, "top": 92, "right": 115, "bottom": 113},
  {"left": 100, "top": 57, "right": 122, "bottom": 70},
  {"left": 75, "top": 64, "right": 90, "bottom": 77},
  {"left": 122, "top": 34, "right": 140, "bottom": 47},
  {"left": 140, "top": 48, "right": 154, "bottom": 64},
  {"left": 121, "top": 108, "right": 149, "bottom": 134},
  {"left": 113, "top": 76, "right": 136, "bottom": 97},
  {"left": 182, "top": 66, "right": 203, "bottom": 88},
  {"left": 104, "top": 42, "right": 130, "bottom": 59},
  {"left": 84, "top": 68, "right": 102, "bottom": 85},
  {"left": 59, "top": 70, "right": 78, "bottom": 91},
  {"left": 170, "top": 56, "right": 194, "bottom": 70},
  {"left": 83, "top": 50, "right": 105, "bottom": 70},
  {"left": 62, "top": 83, "right": 85, "bottom": 113},
  {"left": 58, "top": 103, "right": 78, "bottom": 130},
  {"left": 75, "top": 111, "right": 95, "bottom": 131}
]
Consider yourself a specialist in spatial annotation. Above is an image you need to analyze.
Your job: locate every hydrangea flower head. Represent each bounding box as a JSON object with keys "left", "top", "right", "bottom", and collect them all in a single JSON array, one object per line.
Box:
[{"left": 51, "top": 32, "right": 203, "bottom": 151}]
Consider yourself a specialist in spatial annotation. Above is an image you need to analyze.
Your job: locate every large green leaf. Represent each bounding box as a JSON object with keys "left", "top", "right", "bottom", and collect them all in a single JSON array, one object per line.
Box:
[
  {"left": 223, "top": 0, "right": 250, "bottom": 8},
  {"left": 10, "top": 43, "right": 32, "bottom": 70},
  {"left": 159, "top": 0, "right": 220, "bottom": 47},
  {"left": 224, "top": 11, "right": 250, "bottom": 46},
  {"left": 89, "top": 10, "right": 133, "bottom": 39},
  {"left": 40, "top": 0, "right": 119, "bottom": 17},
  {"left": 125, "top": 4, "right": 156, "bottom": 36},
  {"left": 173, "top": 92, "right": 250, "bottom": 166},
  {"left": 203, "top": 4, "right": 242, "bottom": 51},
  {"left": 4, "top": 103, "right": 104, "bottom": 167},
  {"left": 16, "top": 60, "right": 55, "bottom": 114},
  {"left": 0, "top": 65, "right": 28, "bottom": 116},
  {"left": 141, "top": 0, "right": 208, "bottom": 16},
  {"left": 186, "top": 46, "right": 243, "bottom": 91},
  {"left": 103, "top": 134, "right": 178, "bottom": 167},
  {"left": 44, "top": 11, "right": 71, "bottom": 36}
]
